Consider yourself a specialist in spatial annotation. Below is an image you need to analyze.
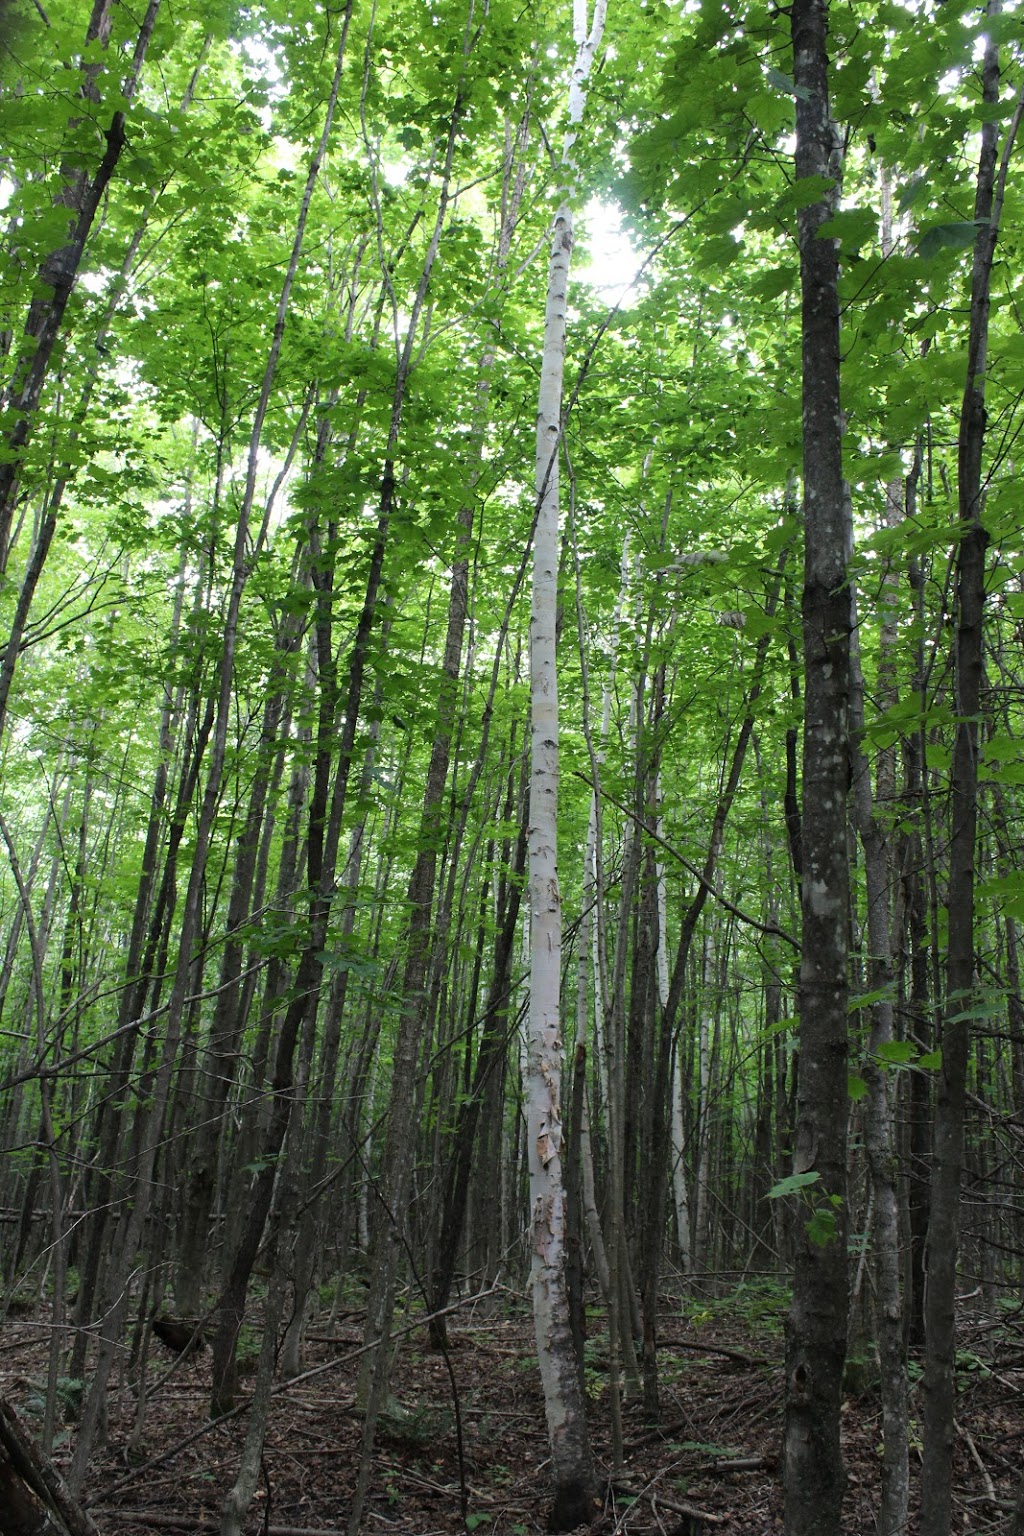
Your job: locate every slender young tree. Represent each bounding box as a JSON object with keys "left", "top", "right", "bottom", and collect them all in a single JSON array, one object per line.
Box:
[
  {"left": 921, "top": 19, "right": 1024, "bottom": 1533},
  {"left": 848, "top": 581, "right": 907, "bottom": 1536},
  {"left": 527, "top": 1, "right": 606, "bottom": 1527},
  {"left": 784, "top": 3, "right": 850, "bottom": 1533}
]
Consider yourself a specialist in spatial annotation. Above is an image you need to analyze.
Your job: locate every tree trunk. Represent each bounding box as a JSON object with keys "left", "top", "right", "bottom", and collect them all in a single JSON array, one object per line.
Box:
[
  {"left": 526, "top": 5, "right": 606, "bottom": 1527},
  {"left": 920, "top": 24, "right": 1024, "bottom": 1535},
  {"left": 1010, "top": 1463, "right": 1024, "bottom": 1536},
  {"left": 848, "top": 586, "right": 908, "bottom": 1536},
  {"left": 784, "top": 4, "right": 850, "bottom": 1533}
]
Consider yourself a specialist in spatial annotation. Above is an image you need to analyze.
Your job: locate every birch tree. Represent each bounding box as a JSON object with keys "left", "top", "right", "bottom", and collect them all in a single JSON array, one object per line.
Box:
[{"left": 528, "top": 0, "right": 606, "bottom": 1527}]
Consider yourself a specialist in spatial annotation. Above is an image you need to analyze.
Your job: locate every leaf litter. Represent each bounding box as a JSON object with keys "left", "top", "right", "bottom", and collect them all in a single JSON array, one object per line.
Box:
[{"left": 2, "top": 1286, "right": 1021, "bottom": 1534}]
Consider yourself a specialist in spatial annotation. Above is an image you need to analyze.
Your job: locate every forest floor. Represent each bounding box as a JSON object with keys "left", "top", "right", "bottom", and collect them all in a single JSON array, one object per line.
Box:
[{"left": 2, "top": 1279, "right": 1023, "bottom": 1535}]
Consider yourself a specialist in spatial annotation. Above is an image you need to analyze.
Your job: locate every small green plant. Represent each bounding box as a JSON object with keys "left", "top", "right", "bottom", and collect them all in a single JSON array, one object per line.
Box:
[
  {"left": 583, "top": 1367, "right": 606, "bottom": 1401},
  {"left": 806, "top": 1198, "right": 842, "bottom": 1247},
  {"left": 379, "top": 1397, "right": 452, "bottom": 1446},
  {"left": 580, "top": 1335, "right": 609, "bottom": 1398},
  {"left": 677, "top": 1439, "right": 739, "bottom": 1457},
  {"left": 682, "top": 1278, "right": 790, "bottom": 1334},
  {"left": 955, "top": 1349, "right": 991, "bottom": 1380},
  {"left": 235, "top": 1325, "right": 262, "bottom": 1372},
  {"left": 21, "top": 1376, "right": 83, "bottom": 1421},
  {"left": 50, "top": 1266, "right": 80, "bottom": 1300},
  {"left": 767, "top": 1170, "right": 843, "bottom": 1248}
]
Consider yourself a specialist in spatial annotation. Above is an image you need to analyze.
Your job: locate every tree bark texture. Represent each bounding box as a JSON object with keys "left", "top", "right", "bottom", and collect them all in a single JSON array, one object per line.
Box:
[
  {"left": 921, "top": 19, "right": 1024, "bottom": 1533},
  {"left": 784, "top": 4, "right": 850, "bottom": 1534},
  {"left": 849, "top": 590, "right": 909, "bottom": 1536},
  {"left": 527, "top": 4, "right": 606, "bottom": 1526}
]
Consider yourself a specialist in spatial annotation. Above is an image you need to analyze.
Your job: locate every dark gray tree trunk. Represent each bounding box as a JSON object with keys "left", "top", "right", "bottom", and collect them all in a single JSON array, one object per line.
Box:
[
  {"left": 1011, "top": 1464, "right": 1024, "bottom": 1536},
  {"left": 784, "top": 3, "right": 850, "bottom": 1533},
  {"left": 921, "top": 21, "right": 1024, "bottom": 1534}
]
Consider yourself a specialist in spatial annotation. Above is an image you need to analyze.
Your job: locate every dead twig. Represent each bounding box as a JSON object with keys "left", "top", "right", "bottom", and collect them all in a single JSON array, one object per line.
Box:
[
  {"left": 957, "top": 1418, "right": 997, "bottom": 1505},
  {"left": 658, "top": 1336, "right": 772, "bottom": 1367},
  {"left": 612, "top": 1478, "right": 726, "bottom": 1528}
]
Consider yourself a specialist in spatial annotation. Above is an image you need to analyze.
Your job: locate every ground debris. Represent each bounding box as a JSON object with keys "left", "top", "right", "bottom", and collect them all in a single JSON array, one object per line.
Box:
[{"left": 1, "top": 1291, "right": 1021, "bottom": 1535}]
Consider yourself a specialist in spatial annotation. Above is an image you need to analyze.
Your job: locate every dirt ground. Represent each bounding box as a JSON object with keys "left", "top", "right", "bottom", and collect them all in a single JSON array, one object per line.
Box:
[{"left": 2, "top": 1280, "right": 1022, "bottom": 1534}]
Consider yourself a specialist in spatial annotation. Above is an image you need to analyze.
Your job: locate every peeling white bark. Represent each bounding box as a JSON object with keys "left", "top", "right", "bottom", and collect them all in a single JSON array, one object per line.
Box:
[{"left": 527, "top": 2, "right": 606, "bottom": 1526}]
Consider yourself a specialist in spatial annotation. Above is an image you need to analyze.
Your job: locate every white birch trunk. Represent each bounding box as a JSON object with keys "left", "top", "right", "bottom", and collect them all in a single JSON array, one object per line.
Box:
[
  {"left": 670, "top": 1043, "right": 693, "bottom": 1273},
  {"left": 527, "top": 2, "right": 606, "bottom": 1527}
]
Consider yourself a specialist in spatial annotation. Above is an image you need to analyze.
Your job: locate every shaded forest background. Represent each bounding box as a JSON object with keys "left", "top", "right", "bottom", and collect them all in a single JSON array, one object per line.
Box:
[{"left": 2, "top": 0, "right": 1024, "bottom": 1531}]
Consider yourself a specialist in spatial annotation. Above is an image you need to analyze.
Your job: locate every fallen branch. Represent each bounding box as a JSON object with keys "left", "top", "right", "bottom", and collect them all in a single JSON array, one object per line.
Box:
[
  {"left": 658, "top": 1337, "right": 772, "bottom": 1366},
  {"left": 956, "top": 1418, "right": 996, "bottom": 1505},
  {"left": 96, "top": 1514, "right": 349, "bottom": 1536},
  {"left": 611, "top": 1479, "right": 725, "bottom": 1527},
  {"left": 0, "top": 1395, "right": 99, "bottom": 1536},
  {"left": 691, "top": 1455, "right": 771, "bottom": 1476}
]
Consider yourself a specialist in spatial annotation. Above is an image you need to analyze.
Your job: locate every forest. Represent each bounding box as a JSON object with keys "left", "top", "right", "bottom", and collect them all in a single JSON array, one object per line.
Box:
[{"left": 2, "top": 0, "right": 1024, "bottom": 1532}]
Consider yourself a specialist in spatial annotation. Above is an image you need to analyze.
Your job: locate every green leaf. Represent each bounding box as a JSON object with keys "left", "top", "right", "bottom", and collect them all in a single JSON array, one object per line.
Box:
[
  {"left": 749, "top": 264, "right": 799, "bottom": 299},
  {"left": 766, "top": 67, "right": 812, "bottom": 102},
  {"left": 947, "top": 994, "right": 1006, "bottom": 1023},
  {"left": 816, "top": 206, "right": 877, "bottom": 253},
  {"left": 917, "top": 1050, "right": 943, "bottom": 1071},
  {"left": 981, "top": 761, "right": 1024, "bottom": 787},
  {"left": 849, "top": 984, "right": 895, "bottom": 1011},
  {"left": 915, "top": 220, "right": 986, "bottom": 260},
  {"left": 806, "top": 1207, "right": 839, "bottom": 1247},
  {"left": 767, "top": 1171, "right": 820, "bottom": 1200},
  {"left": 848, "top": 1074, "right": 869, "bottom": 1102},
  {"left": 896, "top": 174, "right": 927, "bottom": 215},
  {"left": 778, "top": 175, "right": 837, "bottom": 212},
  {"left": 876, "top": 1040, "right": 917, "bottom": 1065}
]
